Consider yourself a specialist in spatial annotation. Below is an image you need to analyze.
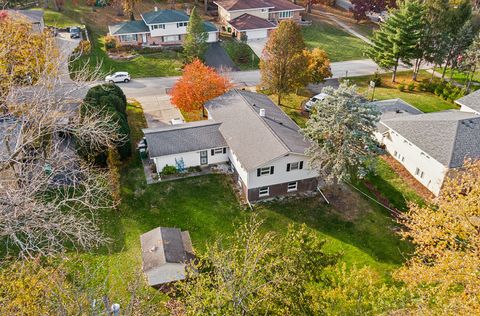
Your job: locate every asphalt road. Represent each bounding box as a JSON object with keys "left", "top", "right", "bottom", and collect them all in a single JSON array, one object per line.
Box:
[{"left": 121, "top": 59, "right": 423, "bottom": 99}]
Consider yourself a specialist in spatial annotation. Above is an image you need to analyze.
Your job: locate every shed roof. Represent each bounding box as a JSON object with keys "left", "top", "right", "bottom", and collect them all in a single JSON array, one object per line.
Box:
[
  {"left": 455, "top": 89, "right": 480, "bottom": 113},
  {"left": 205, "top": 89, "right": 310, "bottom": 170},
  {"left": 143, "top": 120, "right": 227, "bottom": 157},
  {"left": 229, "top": 13, "right": 276, "bottom": 31},
  {"left": 382, "top": 110, "right": 480, "bottom": 168},
  {"left": 142, "top": 9, "right": 189, "bottom": 24}
]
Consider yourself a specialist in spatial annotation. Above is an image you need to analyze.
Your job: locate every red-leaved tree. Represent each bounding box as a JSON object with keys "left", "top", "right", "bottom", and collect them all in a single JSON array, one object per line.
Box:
[{"left": 170, "top": 59, "right": 232, "bottom": 118}]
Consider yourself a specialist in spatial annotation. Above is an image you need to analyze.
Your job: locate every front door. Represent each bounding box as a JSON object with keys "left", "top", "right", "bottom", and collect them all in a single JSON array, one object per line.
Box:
[
  {"left": 200, "top": 150, "right": 208, "bottom": 165},
  {"left": 142, "top": 34, "right": 147, "bottom": 44}
]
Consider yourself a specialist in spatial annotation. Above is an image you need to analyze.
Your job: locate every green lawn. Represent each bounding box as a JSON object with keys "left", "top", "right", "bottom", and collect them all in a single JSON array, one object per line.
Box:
[
  {"left": 33, "top": 8, "right": 78, "bottom": 28},
  {"left": 349, "top": 70, "right": 459, "bottom": 113},
  {"left": 302, "top": 21, "right": 367, "bottom": 62},
  {"left": 39, "top": 2, "right": 183, "bottom": 78},
  {"left": 362, "top": 158, "right": 425, "bottom": 212},
  {"left": 222, "top": 39, "right": 260, "bottom": 71},
  {"left": 67, "top": 99, "right": 409, "bottom": 304},
  {"left": 71, "top": 33, "right": 183, "bottom": 78},
  {"left": 446, "top": 68, "right": 480, "bottom": 86}
]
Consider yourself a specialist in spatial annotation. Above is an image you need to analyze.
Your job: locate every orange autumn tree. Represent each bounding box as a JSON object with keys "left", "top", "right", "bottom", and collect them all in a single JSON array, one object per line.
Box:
[{"left": 170, "top": 59, "right": 232, "bottom": 118}]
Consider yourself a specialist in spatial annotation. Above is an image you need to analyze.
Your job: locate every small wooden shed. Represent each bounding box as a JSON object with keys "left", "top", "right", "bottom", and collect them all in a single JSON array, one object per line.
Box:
[{"left": 140, "top": 227, "right": 194, "bottom": 287}]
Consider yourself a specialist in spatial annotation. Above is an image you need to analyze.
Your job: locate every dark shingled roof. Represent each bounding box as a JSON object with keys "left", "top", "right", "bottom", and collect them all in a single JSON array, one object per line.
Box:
[
  {"left": 142, "top": 9, "right": 189, "bottom": 24},
  {"left": 382, "top": 110, "right": 480, "bottom": 168},
  {"left": 205, "top": 89, "right": 310, "bottom": 171},
  {"left": 229, "top": 13, "right": 276, "bottom": 31},
  {"left": 203, "top": 21, "right": 218, "bottom": 32},
  {"left": 140, "top": 227, "right": 194, "bottom": 285},
  {"left": 371, "top": 99, "right": 423, "bottom": 133},
  {"left": 455, "top": 89, "right": 480, "bottom": 113},
  {"left": 143, "top": 120, "right": 227, "bottom": 157},
  {"left": 108, "top": 20, "right": 150, "bottom": 35},
  {"left": 215, "top": 0, "right": 303, "bottom": 11},
  {"left": 214, "top": 0, "right": 273, "bottom": 11}
]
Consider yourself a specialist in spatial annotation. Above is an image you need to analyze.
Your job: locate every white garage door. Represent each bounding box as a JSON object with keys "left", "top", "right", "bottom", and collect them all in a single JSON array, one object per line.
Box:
[
  {"left": 207, "top": 31, "right": 218, "bottom": 43},
  {"left": 245, "top": 29, "right": 268, "bottom": 40}
]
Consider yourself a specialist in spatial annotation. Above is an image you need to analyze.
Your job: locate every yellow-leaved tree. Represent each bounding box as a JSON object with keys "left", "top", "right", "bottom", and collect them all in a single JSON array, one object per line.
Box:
[
  {"left": 395, "top": 160, "right": 480, "bottom": 314},
  {"left": 0, "top": 11, "right": 57, "bottom": 104}
]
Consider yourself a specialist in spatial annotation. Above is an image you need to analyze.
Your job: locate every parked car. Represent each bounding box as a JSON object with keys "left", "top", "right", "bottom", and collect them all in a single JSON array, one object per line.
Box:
[
  {"left": 304, "top": 93, "right": 328, "bottom": 112},
  {"left": 69, "top": 26, "right": 81, "bottom": 39},
  {"left": 105, "top": 72, "right": 131, "bottom": 83}
]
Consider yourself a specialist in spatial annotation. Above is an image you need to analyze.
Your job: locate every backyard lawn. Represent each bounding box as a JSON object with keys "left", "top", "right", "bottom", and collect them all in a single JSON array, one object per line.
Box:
[
  {"left": 302, "top": 21, "right": 367, "bottom": 62},
  {"left": 349, "top": 70, "right": 459, "bottom": 112},
  {"left": 66, "top": 99, "right": 410, "bottom": 305}
]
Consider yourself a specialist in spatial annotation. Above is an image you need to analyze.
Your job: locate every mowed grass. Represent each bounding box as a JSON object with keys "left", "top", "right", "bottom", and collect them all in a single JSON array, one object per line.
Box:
[
  {"left": 349, "top": 70, "right": 459, "bottom": 112},
  {"left": 302, "top": 21, "right": 367, "bottom": 62},
  {"left": 40, "top": 1, "right": 183, "bottom": 78},
  {"left": 68, "top": 100, "right": 409, "bottom": 303},
  {"left": 33, "top": 8, "right": 78, "bottom": 28}
]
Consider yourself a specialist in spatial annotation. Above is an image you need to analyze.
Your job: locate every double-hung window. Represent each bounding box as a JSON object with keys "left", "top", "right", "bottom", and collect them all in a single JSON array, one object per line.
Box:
[
  {"left": 259, "top": 187, "right": 270, "bottom": 197},
  {"left": 177, "top": 22, "right": 188, "bottom": 27},
  {"left": 287, "top": 182, "right": 298, "bottom": 192},
  {"left": 286, "top": 161, "right": 303, "bottom": 172},
  {"left": 257, "top": 166, "right": 274, "bottom": 176}
]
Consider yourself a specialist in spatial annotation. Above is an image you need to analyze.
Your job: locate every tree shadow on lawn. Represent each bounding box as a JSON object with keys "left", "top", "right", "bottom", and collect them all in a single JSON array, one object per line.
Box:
[{"left": 256, "top": 192, "right": 411, "bottom": 268}]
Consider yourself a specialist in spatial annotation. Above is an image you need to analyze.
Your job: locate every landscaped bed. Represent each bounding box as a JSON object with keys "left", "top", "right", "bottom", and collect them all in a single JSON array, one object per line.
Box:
[{"left": 222, "top": 39, "right": 260, "bottom": 70}]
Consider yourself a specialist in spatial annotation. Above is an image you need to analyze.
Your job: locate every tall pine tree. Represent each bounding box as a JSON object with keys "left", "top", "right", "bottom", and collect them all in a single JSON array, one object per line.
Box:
[
  {"left": 183, "top": 7, "right": 208, "bottom": 63},
  {"left": 366, "top": 0, "right": 425, "bottom": 82}
]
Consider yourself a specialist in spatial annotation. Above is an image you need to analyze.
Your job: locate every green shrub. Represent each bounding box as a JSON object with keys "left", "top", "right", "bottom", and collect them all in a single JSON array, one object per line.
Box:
[
  {"left": 370, "top": 72, "right": 382, "bottom": 87},
  {"left": 161, "top": 165, "right": 178, "bottom": 175},
  {"left": 407, "top": 81, "right": 415, "bottom": 91},
  {"left": 79, "top": 84, "right": 131, "bottom": 164},
  {"left": 397, "top": 82, "right": 406, "bottom": 92},
  {"left": 104, "top": 35, "right": 118, "bottom": 51},
  {"left": 418, "top": 79, "right": 438, "bottom": 92}
]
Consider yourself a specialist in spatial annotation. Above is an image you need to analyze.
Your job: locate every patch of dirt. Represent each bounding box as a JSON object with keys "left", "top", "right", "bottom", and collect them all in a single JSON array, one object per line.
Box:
[
  {"left": 380, "top": 155, "right": 435, "bottom": 201},
  {"left": 321, "top": 183, "right": 374, "bottom": 221}
]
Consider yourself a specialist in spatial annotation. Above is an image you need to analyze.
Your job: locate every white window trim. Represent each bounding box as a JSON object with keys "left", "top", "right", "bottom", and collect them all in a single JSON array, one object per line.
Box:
[
  {"left": 290, "top": 162, "right": 299, "bottom": 171},
  {"left": 260, "top": 167, "right": 271, "bottom": 175},
  {"left": 287, "top": 182, "right": 298, "bottom": 192},
  {"left": 259, "top": 187, "right": 270, "bottom": 197}
]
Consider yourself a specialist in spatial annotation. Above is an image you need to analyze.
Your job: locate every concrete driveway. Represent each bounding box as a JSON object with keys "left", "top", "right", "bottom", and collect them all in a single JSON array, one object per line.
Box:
[
  {"left": 136, "top": 94, "right": 183, "bottom": 128},
  {"left": 204, "top": 42, "right": 239, "bottom": 71},
  {"left": 247, "top": 39, "right": 267, "bottom": 58}
]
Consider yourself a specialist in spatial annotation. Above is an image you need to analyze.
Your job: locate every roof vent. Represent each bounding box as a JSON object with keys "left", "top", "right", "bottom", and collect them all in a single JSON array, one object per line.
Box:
[
  {"left": 259, "top": 108, "right": 266, "bottom": 117},
  {"left": 396, "top": 109, "right": 403, "bottom": 114},
  {"left": 154, "top": 6, "right": 158, "bottom": 11}
]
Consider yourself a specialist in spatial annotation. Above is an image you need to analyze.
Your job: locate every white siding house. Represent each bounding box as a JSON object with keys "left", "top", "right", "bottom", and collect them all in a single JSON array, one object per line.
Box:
[
  {"left": 144, "top": 90, "right": 319, "bottom": 202},
  {"left": 372, "top": 97, "right": 480, "bottom": 196}
]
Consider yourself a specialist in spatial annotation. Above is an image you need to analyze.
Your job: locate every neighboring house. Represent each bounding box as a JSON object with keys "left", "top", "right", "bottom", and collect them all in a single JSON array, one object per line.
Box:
[
  {"left": 143, "top": 89, "right": 319, "bottom": 202},
  {"left": 140, "top": 227, "right": 194, "bottom": 287},
  {"left": 5, "top": 9, "right": 45, "bottom": 32},
  {"left": 214, "top": 0, "right": 304, "bottom": 40},
  {"left": 372, "top": 97, "right": 480, "bottom": 196},
  {"left": 455, "top": 89, "right": 480, "bottom": 114},
  {"left": 108, "top": 8, "right": 219, "bottom": 46}
]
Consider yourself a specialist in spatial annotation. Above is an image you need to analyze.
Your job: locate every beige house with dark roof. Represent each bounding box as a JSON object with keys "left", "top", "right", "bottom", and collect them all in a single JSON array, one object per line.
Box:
[{"left": 214, "top": 0, "right": 304, "bottom": 40}]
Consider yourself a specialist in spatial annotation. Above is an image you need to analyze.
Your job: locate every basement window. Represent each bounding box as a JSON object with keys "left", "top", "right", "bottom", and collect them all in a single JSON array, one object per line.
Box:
[
  {"left": 259, "top": 187, "right": 270, "bottom": 197},
  {"left": 287, "top": 182, "right": 298, "bottom": 192}
]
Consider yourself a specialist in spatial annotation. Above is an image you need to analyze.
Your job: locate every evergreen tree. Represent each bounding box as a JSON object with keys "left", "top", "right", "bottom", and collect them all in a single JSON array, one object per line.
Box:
[
  {"left": 461, "top": 32, "right": 480, "bottom": 90},
  {"left": 183, "top": 7, "right": 208, "bottom": 63},
  {"left": 366, "top": 0, "right": 425, "bottom": 82},
  {"left": 302, "top": 83, "right": 380, "bottom": 184},
  {"left": 260, "top": 20, "right": 308, "bottom": 104}
]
